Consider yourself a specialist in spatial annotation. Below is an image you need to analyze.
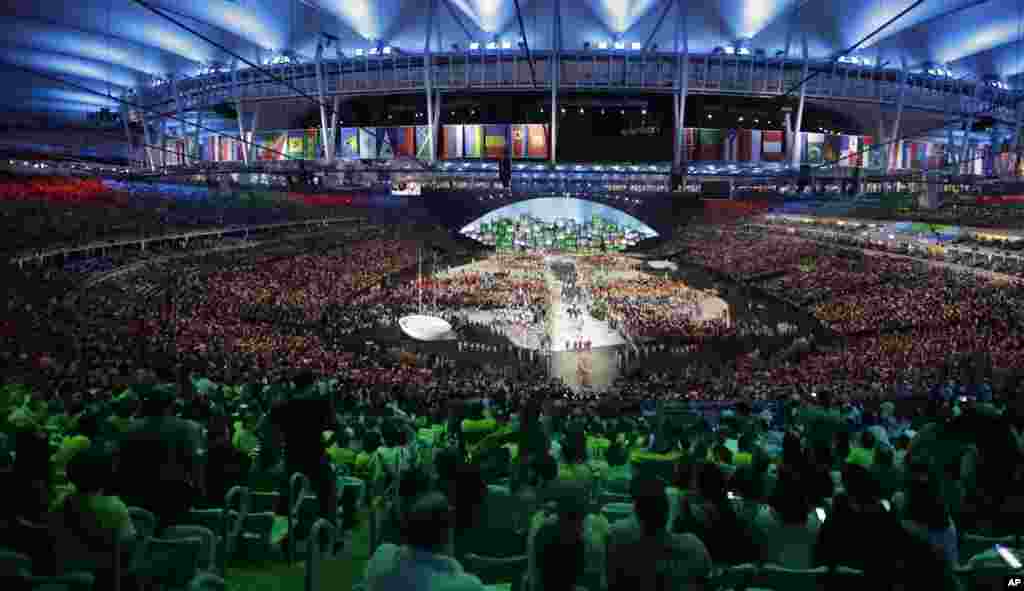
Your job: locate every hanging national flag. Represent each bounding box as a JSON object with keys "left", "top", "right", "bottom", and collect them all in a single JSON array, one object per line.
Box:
[
  {"left": 803, "top": 133, "right": 825, "bottom": 164},
  {"left": 443, "top": 125, "right": 464, "bottom": 158},
  {"left": 484, "top": 124, "right": 508, "bottom": 159},
  {"left": 824, "top": 134, "right": 842, "bottom": 164},
  {"left": 338, "top": 128, "right": 359, "bottom": 159},
  {"left": 761, "top": 130, "right": 784, "bottom": 161},
  {"left": 415, "top": 126, "right": 432, "bottom": 159},
  {"left": 697, "top": 128, "right": 723, "bottom": 161},
  {"left": 526, "top": 124, "right": 548, "bottom": 159},
  {"left": 724, "top": 129, "right": 739, "bottom": 161},
  {"left": 358, "top": 128, "right": 378, "bottom": 159}
]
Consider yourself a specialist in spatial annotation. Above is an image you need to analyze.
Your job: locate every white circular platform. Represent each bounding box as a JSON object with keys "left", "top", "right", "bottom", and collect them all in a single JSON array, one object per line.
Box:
[
  {"left": 646, "top": 260, "right": 679, "bottom": 271},
  {"left": 399, "top": 315, "right": 454, "bottom": 341}
]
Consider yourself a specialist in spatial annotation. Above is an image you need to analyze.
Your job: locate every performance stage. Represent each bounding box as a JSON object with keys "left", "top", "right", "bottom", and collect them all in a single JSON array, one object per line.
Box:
[{"left": 430, "top": 252, "right": 732, "bottom": 391}]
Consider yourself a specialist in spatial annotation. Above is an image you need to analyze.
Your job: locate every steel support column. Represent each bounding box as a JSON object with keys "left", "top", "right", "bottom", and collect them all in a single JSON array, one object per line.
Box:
[
  {"left": 673, "top": 0, "right": 689, "bottom": 172},
  {"left": 944, "top": 76, "right": 955, "bottom": 171},
  {"left": 990, "top": 124, "right": 1002, "bottom": 176},
  {"left": 315, "top": 42, "right": 333, "bottom": 163},
  {"left": 1012, "top": 102, "right": 1023, "bottom": 179},
  {"left": 120, "top": 95, "right": 135, "bottom": 166},
  {"left": 141, "top": 112, "right": 155, "bottom": 171},
  {"left": 433, "top": 90, "right": 442, "bottom": 155},
  {"left": 193, "top": 107, "right": 203, "bottom": 164},
  {"left": 171, "top": 75, "right": 185, "bottom": 166},
  {"left": 550, "top": 0, "right": 561, "bottom": 165},
  {"left": 158, "top": 118, "right": 166, "bottom": 168},
  {"left": 791, "top": 37, "right": 808, "bottom": 168},
  {"left": 247, "top": 104, "right": 260, "bottom": 163},
  {"left": 961, "top": 82, "right": 981, "bottom": 173},
  {"left": 232, "top": 62, "right": 249, "bottom": 166},
  {"left": 889, "top": 60, "right": 908, "bottom": 173},
  {"left": 425, "top": 0, "right": 437, "bottom": 163}
]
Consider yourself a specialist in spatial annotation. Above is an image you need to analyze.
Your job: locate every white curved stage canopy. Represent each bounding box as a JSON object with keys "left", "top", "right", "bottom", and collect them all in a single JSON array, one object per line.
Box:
[
  {"left": 460, "top": 198, "right": 658, "bottom": 250},
  {"left": 399, "top": 314, "right": 455, "bottom": 341}
]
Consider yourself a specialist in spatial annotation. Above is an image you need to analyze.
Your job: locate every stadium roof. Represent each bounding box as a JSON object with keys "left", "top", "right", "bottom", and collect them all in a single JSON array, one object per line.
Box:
[{"left": 1, "top": 0, "right": 1023, "bottom": 122}]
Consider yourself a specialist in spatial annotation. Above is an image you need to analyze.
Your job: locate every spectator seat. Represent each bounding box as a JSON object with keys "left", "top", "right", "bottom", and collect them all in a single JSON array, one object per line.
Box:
[
  {"left": 132, "top": 537, "right": 202, "bottom": 591},
  {"left": 712, "top": 563, "right": 758, "bottom": 591},
  {"left": 463, "top": 553, "right": 527, "bottom": 589},
  {"left": 599, "top": 503, "right": 633, "bottom": 524},
  {"left": 161, "top": 527, "right": 217, "bottom": 574},
  {"left": 959, "top": 534, "right": 1017, "bottom": 566},
  {"left": 0, "top": 550, "right": 32, "bottom": 577},
  {"left": 246, "top": 492, "right": 281, "bottom": 514},
  {"left": 20, "top": 571, "right": 95, "bottom": 591},
  {"left": 304, "top": 519, "right": 335, "bottom": 591},
  {"left": 236, "top": 513, "right": 276, "bottom": 561},
  {"left": 750, "top": 565, "right": 828, "bottom": 591},
  {"left": 954, "top": 563, "right": 1021, "bottom": 591},
  {"left": 126, "top": 507, "right": 156, "bottom": 544}
]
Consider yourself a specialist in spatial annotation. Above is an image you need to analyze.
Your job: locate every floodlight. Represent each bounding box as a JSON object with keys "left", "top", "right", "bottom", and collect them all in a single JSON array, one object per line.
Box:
[
  {"left": 630, "top": 42, "right": 641, "bottom": 50},
  {"left": 486, "top": 41, "right": 497, "bottom": 50},
  {"left": 614, "top": 41, "right": 625, "bottom": 50},
  {"left": 502, "top": 41, "right": 512, "bottom": 49},
  {"left": 598, "top": 41, "right": 609, "bottom": 50},
  {"left": 469, "top": 42, "right": 480, "bottom": 50},
  {"left": 382, "top": 46, "right": 392, "bottom": 55},
  {"left": 355, "top": 49, "right": 364, "bottom": 56},
  {"left": 368, "top": 48, "right": 378, "bottom": 55}
]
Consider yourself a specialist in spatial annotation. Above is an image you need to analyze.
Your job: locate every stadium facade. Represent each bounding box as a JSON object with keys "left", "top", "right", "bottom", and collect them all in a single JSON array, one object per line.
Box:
[{"left": 3, "top": 0, "right": 1024, "bottom": 191}]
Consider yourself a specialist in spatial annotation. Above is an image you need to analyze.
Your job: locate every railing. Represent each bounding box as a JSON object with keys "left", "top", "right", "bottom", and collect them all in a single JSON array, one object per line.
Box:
[
  {"left": 10, "top": 216, "right": 365, "bottom": 267},
  {"left": 140, "top": 52, "right": 1017, "bottom": 124}
]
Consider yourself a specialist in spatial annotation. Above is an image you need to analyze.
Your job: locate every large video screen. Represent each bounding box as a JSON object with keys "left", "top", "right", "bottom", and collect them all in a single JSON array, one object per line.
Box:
[{"left": 460, "top": 198, "right": 658, "bottom": 252}]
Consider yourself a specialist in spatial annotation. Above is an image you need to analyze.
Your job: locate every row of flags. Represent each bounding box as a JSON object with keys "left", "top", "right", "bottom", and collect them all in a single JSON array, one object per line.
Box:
[{"left": 158, "top": 125, "right": 1017, "bottom": 173}]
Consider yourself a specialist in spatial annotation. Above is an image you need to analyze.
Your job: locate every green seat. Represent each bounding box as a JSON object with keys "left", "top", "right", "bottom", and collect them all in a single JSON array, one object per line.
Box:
[
  {"left": 236, "top": 512, "right": 276, "bottom": 561},
  {"left": 127, "top": 507, "right": 157, "bottom": 540},
  {"left": 955, "top": 563, "right": 1021, "bottom": 591},
  {"left": 134, "top": 537, "right": 201, "bottom": 590},
  {"left": 712, "top": 563, "right": 758, "bottom": 591},
  {"left": 305, "top": 519, "right": 336, "bottom": 591},
  {"left": 247, "top": 492, "right": 281, "bottom": 514},
  {"left": 463, "top": 553, "right": 527, "bottom": 588},
  {"left": 750, "top": 565, "right": 828, "bottom": 591},
  {"left": 162, "top": 526, "right": 217, "bottom": 574},
  {"left": 0, "top": 549, "right": 32, "bottom": 577},
  {"left": 960, "top": 534, "right": 1016, "bottom": 567},
  {"left": 21, "top": 571, "right": 95, "bottom": 591},
  {"left": 600, "top": 503, "right": 634, "bottom": 524}
]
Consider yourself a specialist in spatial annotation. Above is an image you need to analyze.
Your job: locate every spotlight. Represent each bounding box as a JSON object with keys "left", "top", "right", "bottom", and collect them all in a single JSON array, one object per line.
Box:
[
  {"left": 598, "top": 41, "right": 609, "bottom": 50},
  {"left": 614, "top": 41, "right": 625, "bottom": 50},
  {"left": 355, "top": 49, "right": 364, "bottom": 56},
  {"left": 502, "top": 41, "right": 512, "bottom": 49},
  {"left": 368, "top": 48, "right": 379, "bottom": 55},
  {"left": 469, "top": 42, "right": 481, "bottom": 50},
  {"left": 630, "top": 42, "right": 642, "bottom": 50},
  {"left": 382, "top": 46, "right": 392, "bottom": 55},
  {"left": 486, "top": 41, "right": 497, "bottom": 50}
]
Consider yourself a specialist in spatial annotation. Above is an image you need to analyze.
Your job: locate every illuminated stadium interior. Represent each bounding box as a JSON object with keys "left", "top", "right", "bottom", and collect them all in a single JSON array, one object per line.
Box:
[{"left": 5, "top": 2, "right": 1024, "bottom": 591}]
